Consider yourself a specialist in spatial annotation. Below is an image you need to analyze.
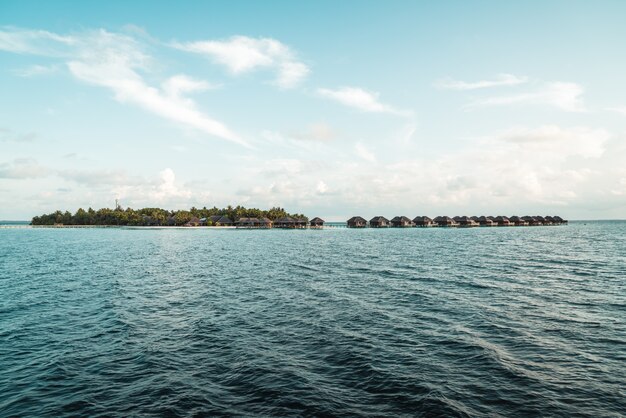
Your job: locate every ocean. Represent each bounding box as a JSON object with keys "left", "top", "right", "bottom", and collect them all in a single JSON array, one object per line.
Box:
[{"left": 0, "top": 221, "right": 624, "bottom": 416}]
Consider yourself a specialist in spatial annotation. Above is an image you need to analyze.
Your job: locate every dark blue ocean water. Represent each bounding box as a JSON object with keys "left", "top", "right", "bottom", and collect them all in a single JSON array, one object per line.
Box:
[{"left": 1, "top": 222, "right": 624, "bottom": 417}]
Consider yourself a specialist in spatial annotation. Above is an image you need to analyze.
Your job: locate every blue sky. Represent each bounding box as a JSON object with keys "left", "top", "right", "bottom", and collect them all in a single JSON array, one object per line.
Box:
[{"left": 1, "top": 1, "right": 626, "bottom": 220}]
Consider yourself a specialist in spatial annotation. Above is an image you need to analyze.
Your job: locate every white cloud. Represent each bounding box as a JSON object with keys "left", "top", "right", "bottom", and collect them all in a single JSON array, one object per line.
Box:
[
  {"left": 0, "top": 28, "right": 247, "bottom": 146},
  {"left": 0, "top": 28, "right": 74, "bottom": 55},
  {"left": 355, "top": 142, "right": 376, "bottom": 162},
  {"left": 436, "top": 73, "right": 528, "bottom": 90},
  {"left": 470, "top": 82, "right": 585, "bottom": 112},
  {"left": 172, "top": 36, "right": 309, "bottom": 88},
  {"left": 317, "top": 86, "right": 411, "bottom": 116},
  {"left": 607, "top": 106, "right": 626, "bottom": 116},
  {"left": 12, "top": 64, "right": 58, "bottom": 77},
  {"left": 289, "top": 122, "right": 336, "bottom": 142},
  {"left": 0, "top": 158, "right": 50, "bottom": 179}
]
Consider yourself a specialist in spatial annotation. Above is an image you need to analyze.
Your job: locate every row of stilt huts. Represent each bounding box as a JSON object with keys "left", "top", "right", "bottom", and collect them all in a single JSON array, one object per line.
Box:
[{"left": 347, "top": 215, "right": 567, "bottom": 228}]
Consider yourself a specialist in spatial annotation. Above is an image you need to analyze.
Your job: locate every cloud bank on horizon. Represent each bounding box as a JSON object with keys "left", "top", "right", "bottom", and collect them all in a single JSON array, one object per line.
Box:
[{"left": 1, "top": 2, "right": 625, "bottom": 220}]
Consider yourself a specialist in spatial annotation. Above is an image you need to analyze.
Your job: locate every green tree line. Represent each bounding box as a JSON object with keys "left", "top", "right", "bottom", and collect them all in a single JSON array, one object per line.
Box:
[{"left": 31, "top": 206, "right": 308, "bottom": 226}]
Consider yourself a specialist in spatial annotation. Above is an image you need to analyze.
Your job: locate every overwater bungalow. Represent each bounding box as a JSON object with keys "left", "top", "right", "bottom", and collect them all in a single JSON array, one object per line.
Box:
[
  {"left": 259, "top": 217, "right": 273, "bottom": 228},
  {"left": 534, "top": 216, "right": 547, "bottom": 225},
  {"left": 521, "top": 216, "right": 540, "bottom": 226},
  {"left": 347, "top": 216, "right": 367, "bottom": 228},
  {"left": 236, "top": 217, "right": 261, "bottom": 228},
  {"left": 274, "top": 216, "right": 295, "bottom": 228},
  {"left": 509, "top": 216, "right": 529, "bottom": 226},
  {"left": 294, "top": 218, "right": 308, "bottom": 229},
  {"left": 391, "top": 216, "right": 414, "bottom": 227},
  {"left": 477, "top": 216, "right": 496, "bottom": 227},
  {"left": 434, "top": 216, "right": 459, "bottom": 227},
  {"left": 216, "top": 216, "right": 233, "bottom": 226},
  {"left": 494, "top": 216, "right": 512, "bottom": 226},
  {"left": 553, "top": 216, "right": 567, "bottom": 224},
  {"left": 309, "top": 217, "right": 324, "bottom": 228},
  {"left": 545, "top": 216, "right": 557, "bottom": 225},
  {"left": 413, "top": 216, "right": 435, "bottom": 227},
  {"left": 186, "top": 216, "right": 201, "bottom": 227},
  {"left": 456, "top": 216, "right": 479, "bottom": 227},
  {"left": 208, "top": 215, "right": 222, "bottom": 224},
  {"left": 369, "top": 216, "right": 390, "bottom": 227}
]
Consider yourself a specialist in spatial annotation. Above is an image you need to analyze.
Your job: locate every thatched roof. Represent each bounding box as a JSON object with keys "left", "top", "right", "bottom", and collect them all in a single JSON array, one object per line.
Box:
[
  {"left": 259, "top": 217, "right": 273, "bottom": 224},
  {"left": 310, "top": 217, "right": 324, "bottom": 224},
  {"left": 370, "top": 216, "right": 389, "bottom": 223},
  {"left": 347, "top": 216, "right": 367, "bottom": 223},
  {"left": 391, "top": 216, "right": 412, "bottom": 223},
  {"left": 209, "top": 215, "right": 222, "bottom": 222},
  {"left": 413, "top": 216, "right": 433, "bottom": 223},
  {"left": 274, "top": 216, "right": 295, "bottom": 223}
]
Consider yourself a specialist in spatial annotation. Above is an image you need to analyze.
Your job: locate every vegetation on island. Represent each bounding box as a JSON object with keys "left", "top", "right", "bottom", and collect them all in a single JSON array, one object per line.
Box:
[{"left": 30, "top": 206, "right": 308, "bottom": 226}]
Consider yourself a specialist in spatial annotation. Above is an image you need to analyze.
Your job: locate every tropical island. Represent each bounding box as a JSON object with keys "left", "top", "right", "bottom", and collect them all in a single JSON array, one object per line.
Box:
[{"left": 30, "top": 206, "right": 309, "bottom": 227}]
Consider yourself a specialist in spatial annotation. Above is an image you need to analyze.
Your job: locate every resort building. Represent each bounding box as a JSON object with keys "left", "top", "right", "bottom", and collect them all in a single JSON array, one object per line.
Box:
[
  {"left": 236, "top": 217, "right": 261, "bottom": 228},
  {"left": 413, "top": 216, "right": 435, "bottom": 227},
  {"left": 494, "top": 216, "right": 512, "bottom": 226},
  {"left": 369, "top": 216, "right": 390, "bottom": 227},
  {"left": 391, "top": 216, "right": 414, "bottom": 227},
  {"left": 274, "top": 217, "right": 295, "bottom": 228},
  {"left": 186, "top": 216, "right": 201, "bottom": 227},
  {"left": 434, "top": 216, "right": 459, "bottom": 227},
  {"left": 259, "top": 217, "right": 273, "bottom": 228},
  {"left": 309, "top": 217, "right": 325, "bottom": 228},
  {"left": 477, "top": 216, "right": 496, "bottom": 226},
  {"left": 509, "top": 216, "right": 529, "bottom": 226},
  {"left": 455, "top": 216, "right": 479, "bottom": 227},
  {"left": 347, "top": 216, "right": 368, "bottom": 228},
  {"left": 294, "top": 218, "right": 308, "bottom": 229}
]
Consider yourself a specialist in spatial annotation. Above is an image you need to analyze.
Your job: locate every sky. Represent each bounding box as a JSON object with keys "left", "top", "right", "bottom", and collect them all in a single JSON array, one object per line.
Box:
[{"left": 1, "top": 1, "right": 626, "bottom": 220}]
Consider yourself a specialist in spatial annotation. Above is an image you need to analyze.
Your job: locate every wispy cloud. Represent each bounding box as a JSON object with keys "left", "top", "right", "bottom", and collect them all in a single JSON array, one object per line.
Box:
[
  {"left": 12, "top": 64, "right": 59, "bottom": 77},
  {"left": 0, "top": 158, "right": 50, "bottom": 179},
  {"left": 468, "top": 82, "right": 585, "bottom": 112},
  {"left": 436, "top": 73, "right": 528, "bottom": 90},
  {"left": 0, "top": 27, "right": 247, "bottom": 146},
  {"left": 172, "top": 36, "right": 309, "bottom": 89},
  {"left": 0, "top": 128, "right": 37, "bottom": 142},
  {"left": 317, "top": 86, "right": 411, "bottom": 116},
  {"left": 607, "top": 106, "right": 626, "bottom": 116},
  {"left": 288, "top": 122, "right": 336, "bottom": 142},
  {"left": 355, "top": 142, "right": 376, "bottom": 162}
]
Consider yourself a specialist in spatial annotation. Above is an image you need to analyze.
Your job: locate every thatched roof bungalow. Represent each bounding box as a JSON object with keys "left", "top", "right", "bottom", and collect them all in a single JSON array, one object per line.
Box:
[
  {"left": 369, "top": 216, "right": 390, "bottom": 228},
  {"left": 293, "top": 218, "right": 308, "bottom": 228},
  {"left": 347, "top": 216, "right": 367, "bottom": 228},
  {"left": 186, "top": 216, "right": 201, "bottom": 227},
  {"left": 434, "top": 216, "right": 459, "bottom": 227},
  {"left": 413, "top": 216, "right": 435, "bottom": 227},
  {"left": 309, "top": 217, "right": 324, "bottom": 228},
  {"left": 544, "top": 216, "right": 556, "bottom": 225},
  {"left": 259, "top": 217, "right": 273, "bottom": 228},
  {"left": 391, "top": 216, "right": 413, "bottom": 227},
  {"left": 478, "top": 216, "right": 496, "bottom": 227},
  {"left": 456, "top": 216, "right": 479, "bottom": 227},
  {"left": 216, "top": 216, "right": 233, "bottom": 226},
  {"left": 236, "top": 217, "right": 261, "bottom": 228},
  {"left": 553, "top": 216, "right": 567, "bottom": 224},
  {"left": 509, "top": 216, "right": 528, "bottom": 226},
  {"left": 494, "top": 216, "right": 512, "bottom": 226},
  {"left": 274, "top": 216, "right": 295, "bottom": 228},
  {"left": 535, "top": 216, "right": 547, "bottom": 225},
  {"left": 521, "top": 216, "right": 540, "bottom": 226}
]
